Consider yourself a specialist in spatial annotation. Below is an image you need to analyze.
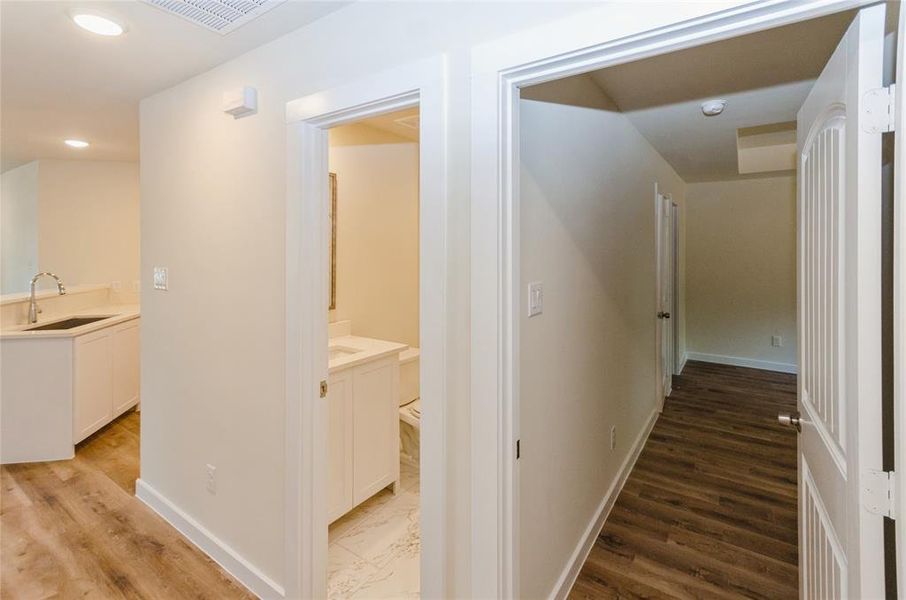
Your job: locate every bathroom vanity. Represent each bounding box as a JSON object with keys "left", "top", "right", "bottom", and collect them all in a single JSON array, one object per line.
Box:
[
  {"left": 1, "top": 296, "right": 140, "bottom": 464},
  {"left": 327, "top": 333, "right": 407, "bottom": 523}
]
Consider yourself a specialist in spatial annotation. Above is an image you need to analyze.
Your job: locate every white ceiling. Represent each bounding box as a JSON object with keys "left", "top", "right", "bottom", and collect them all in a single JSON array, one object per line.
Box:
[
  {"left": 565, "top": 11, "right": 854, "bottom": 182},
  {"left": 362, "top": 107, "right": 419, "bottom": 141},
  {"left": 0, "top": 0, "right": 348, "bottom": 172}
]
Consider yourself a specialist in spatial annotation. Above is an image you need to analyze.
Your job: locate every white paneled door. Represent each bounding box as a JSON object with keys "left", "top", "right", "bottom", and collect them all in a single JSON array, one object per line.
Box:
[{"left": 793, "top": 5, "right": 886, "bottom": 599}]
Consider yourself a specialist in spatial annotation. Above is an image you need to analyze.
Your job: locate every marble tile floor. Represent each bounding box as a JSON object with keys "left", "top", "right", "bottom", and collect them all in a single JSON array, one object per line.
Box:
[{"left": 328, "top": 460, "right": 420, "bottom": 599}]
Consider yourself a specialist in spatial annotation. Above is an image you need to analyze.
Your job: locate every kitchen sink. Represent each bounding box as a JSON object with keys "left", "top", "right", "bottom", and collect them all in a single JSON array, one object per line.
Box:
[{"left": 25, "top": 316, "right": 113, "bottom": 331}]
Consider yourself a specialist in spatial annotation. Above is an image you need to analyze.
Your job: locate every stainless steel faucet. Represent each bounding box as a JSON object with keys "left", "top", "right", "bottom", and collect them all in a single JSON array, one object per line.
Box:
[{"left": 27, "top": 272, "right": 66, "bottom": 323}]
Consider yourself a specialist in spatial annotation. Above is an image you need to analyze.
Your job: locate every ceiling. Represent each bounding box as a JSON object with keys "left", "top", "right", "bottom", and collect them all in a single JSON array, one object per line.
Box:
[
  {"left": 534, "top": 11, "right": 854, "bottom": 182},
  {"left": 362, "top": 107, "right": 419, "bottom": 141},
  {"left": 0, "top": 0, "right": 348, "bottom": 172}
]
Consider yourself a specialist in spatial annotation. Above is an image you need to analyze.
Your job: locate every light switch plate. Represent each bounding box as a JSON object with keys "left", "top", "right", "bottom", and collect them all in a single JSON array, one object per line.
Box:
[
  {"left": 153, "top": 267, "right": 169, "bottom": 291},
  {"left": 528, "top": 281, "right": 543, "bottom": 317}
]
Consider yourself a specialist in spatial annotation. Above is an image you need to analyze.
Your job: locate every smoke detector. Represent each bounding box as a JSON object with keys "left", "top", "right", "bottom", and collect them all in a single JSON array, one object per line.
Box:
[
  {"left": 701, "top": 99, "right": 727, "bottom": 117},
  {"left": 141, "top": 0, "right": 287, "bottom": 34}
]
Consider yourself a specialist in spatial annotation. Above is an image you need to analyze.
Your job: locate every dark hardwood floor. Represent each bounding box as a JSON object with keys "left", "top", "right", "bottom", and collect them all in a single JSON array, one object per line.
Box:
[
  {"left": 570, "top": 361, "right": 799, "bottom": 600},
  {"left": 1, "top": 411, "right": 255, "bottom": 600}
]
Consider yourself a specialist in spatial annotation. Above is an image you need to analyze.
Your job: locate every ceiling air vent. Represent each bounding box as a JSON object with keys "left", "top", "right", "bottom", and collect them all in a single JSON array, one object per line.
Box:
[{"left": 142, "top": 0, "right": 287, "bottom": 34}]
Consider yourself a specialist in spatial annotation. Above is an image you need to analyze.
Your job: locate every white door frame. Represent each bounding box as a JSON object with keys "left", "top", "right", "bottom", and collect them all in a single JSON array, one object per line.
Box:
[
  {"left": 656, "top": 187, "right": 675, "bottom": 407},
  {"left": 285, "top": 54, "right": 448, "bottom": 599},
  {"left": 672, "top": 200, "right": 681, "bottom": 376},
  {"left": 894, "top": 1, "right": 906, "bottom": 588},
  {"left": 469, "top": 0, "right": 879, "bottom": 596}
]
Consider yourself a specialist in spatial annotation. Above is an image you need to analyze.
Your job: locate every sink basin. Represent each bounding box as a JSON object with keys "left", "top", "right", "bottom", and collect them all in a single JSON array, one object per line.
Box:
[
  {"left": 329, "top": 345, "right": 361, "bottom": 360},
  {"left": 25, "top": 316, "right": 113, "bottom": 331}
]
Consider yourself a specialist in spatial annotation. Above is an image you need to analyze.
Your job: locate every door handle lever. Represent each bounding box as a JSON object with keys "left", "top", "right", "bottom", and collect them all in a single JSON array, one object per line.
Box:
[{"left": 778, "top": 412, "right": 804, "bottom": 433}]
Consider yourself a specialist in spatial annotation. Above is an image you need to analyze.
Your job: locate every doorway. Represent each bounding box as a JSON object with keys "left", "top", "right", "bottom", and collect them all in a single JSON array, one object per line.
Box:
[
  {"left": 284, "top": 56, "right": 447, "bottom": 600},
  {"left": 324, "top": 107, "right": 421, "bottom": 598},
  {"left": 479, "top": 3, "right": 895, "bottom": 598}
]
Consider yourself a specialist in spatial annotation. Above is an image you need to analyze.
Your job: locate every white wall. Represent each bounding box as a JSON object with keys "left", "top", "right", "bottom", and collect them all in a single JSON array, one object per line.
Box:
[
  {"left": 1, "top": 159, "right": 139, "bottom": 296},
  {"left": 139, "top": 3, "right": 604, "bottom": 591},
  {"left": 37, "top": 160, "right": 140, "bottom": 291},
  {"left": 519, "top": 78, "right": 686, "bottom": 599},
  {"left": 1, "top": 161, "right": 39, "bottom": 294},
  {"left": 685, "top": 175, "right": 797, "bottom": 371},
  {"left": 328, "top": 123, "right": 419, "bottom": 348}
]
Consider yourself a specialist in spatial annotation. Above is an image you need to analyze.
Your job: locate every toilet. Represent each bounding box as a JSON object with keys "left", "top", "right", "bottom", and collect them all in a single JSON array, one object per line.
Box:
[{"left": 398, "top": 347, "right": 420, "bottom": 465}]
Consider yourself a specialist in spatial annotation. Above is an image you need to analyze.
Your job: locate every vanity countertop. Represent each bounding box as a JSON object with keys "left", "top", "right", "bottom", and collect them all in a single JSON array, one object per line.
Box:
[
  {"left": 1, "top": 304, "right": 141, "bottom": 340},
  {"left": 329, "top": 335, "right": 408, "bottom": 374}
]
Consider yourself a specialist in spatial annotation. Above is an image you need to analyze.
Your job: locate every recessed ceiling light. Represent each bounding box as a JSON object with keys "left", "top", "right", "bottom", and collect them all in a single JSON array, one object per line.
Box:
[
  {"left": 71, "top": 13, "right": 125, "bottom": 36},
  {"left": 701, "top": 99, "right": 727, "bottom": 117},
  {"left": 64, "top": 139, "right": 90, "bottom": 149}
]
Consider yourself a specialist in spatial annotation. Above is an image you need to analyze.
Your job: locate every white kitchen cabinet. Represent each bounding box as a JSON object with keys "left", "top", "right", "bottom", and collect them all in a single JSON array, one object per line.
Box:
[
  {"left": 74, "top": 319, "right": 140, "bottom": 443},
  {"left": 327, "top": 368, "right": 354, "bottom": 522},
  {"left": 328, "top": 353, "right": 400, "bottom": 523}
]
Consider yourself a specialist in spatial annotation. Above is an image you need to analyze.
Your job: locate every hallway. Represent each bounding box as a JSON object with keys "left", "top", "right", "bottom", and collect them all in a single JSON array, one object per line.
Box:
[{"left": 570, "top": 362, "right": 799, "bottom": 599}]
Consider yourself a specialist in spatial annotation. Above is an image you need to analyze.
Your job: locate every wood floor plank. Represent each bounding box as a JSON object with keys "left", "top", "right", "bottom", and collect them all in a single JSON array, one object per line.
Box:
[
  {"left": 1, "top": 411, "right": 255, "bottom": 600},
  {"left": 571, "top": 361, "right": 799, "bottom": 599}
]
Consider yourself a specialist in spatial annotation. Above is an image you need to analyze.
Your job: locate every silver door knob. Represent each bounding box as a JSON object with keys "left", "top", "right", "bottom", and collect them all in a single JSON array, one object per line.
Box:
[
  {"left": 778, "top": 413, "right": 802, "bottom": 432},
  {"left": 657, "top": 312, "right": 671, "bottom": 319}
]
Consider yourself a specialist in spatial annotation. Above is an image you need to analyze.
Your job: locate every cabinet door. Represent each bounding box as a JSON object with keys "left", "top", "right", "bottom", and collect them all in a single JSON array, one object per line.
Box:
[
  {"left": 74, "top": 330, "right": 113, "bottom": 442},
  {"left": 328, "top": 369, "right": 354, "bottom": 523},
  {"left": 112, "top": 320, "right": 140, "bottom": 416},
  {"left": 352, "top": 357, "right": 399, "bottom": 505}
]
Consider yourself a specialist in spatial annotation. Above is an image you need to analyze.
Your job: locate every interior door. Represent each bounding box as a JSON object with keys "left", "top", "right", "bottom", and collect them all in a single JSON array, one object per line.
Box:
[
  {"left": 792, "top": 5, "right": 886, "bottom": 598},
  {"left": 656, "top": 190, "right": 673, "bottom": 404}
]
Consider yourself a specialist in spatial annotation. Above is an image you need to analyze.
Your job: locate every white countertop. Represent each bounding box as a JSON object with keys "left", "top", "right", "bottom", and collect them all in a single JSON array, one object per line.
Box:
[
  {"left": 0, "top": 304, "right": 141, "bottom": 340},
  {"left": 329, "top": 335, "right": 408, "bottom": 373}
]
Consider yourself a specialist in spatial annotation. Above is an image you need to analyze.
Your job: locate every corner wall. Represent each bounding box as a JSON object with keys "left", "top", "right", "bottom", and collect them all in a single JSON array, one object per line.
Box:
[
  {"left": 685, "top": 175, "right": 797, "bottom": 372},
  {"left": 518, "top": 78, "right": 686, "bottom": 599}
]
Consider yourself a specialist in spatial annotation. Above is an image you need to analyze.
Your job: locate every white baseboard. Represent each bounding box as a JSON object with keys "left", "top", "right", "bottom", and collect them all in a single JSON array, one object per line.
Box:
[
  {"left": 550, "top": 407, "right": 659, "bottom": 600},
  {"left": 677, "top": 352, "right": 688, "bottom": 375},
  {"left": 685, "top": 351, "right": 798, "bottom": 374},
  {"left": 136, "top": 479, "right": 284, "bottom": 599}
]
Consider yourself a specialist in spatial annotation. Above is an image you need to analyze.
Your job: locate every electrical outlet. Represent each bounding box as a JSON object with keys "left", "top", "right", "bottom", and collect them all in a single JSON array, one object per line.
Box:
[
  {"left": 205, "top": 464, "right": 217, "bottom": 494},
  {"left": 772, "top": 335, "right": 783, "bottom": 348},
  {"left": 610, "top": 426, "right": 617, "bottom": 451}
]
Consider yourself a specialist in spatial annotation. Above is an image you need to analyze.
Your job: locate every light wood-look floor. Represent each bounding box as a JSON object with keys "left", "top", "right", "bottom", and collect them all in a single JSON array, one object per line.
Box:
[
  {"left": 1, "top": 411, "right": 255, "bottom": 600},
  {"left": 570, "top": 361, "right": 799, "bottom": 600}
]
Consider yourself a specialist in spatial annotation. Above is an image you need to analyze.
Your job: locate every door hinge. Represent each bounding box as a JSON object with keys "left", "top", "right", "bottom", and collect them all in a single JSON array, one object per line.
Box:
[
  {"left": 863, "top": 84, "right": 896, "bottom": 133},
  {"left": 320, "top": 380, "right": 328, "bottom": 398},
  {"left": 516, "top": 439, "right": 521, "bottom": 460},
  {"left": 863, "top": 469, "right": 896, "bottom": 519}
]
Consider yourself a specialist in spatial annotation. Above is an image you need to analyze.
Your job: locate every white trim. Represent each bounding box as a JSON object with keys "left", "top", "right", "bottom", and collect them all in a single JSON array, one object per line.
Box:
[
  {"left": 550, "top": 407, "right": 659, "bottom": 600},
  {"left": 285, "top": 54, "right": 448, "bottom": 600},
  {"left": 470, "top": 3, "right": 875, "bottom": 594},
  {"left": 135, "top": 479, "right": 284, "bottom": 599},
  {"left": 893, "top": 0, "right": 906, "bottom": 585},
  {"left": 677, "top": 352, "right": 688, "bottom": 375},
  {"left": 685, "top": 351, "right": 798, "bottom": 374}
]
